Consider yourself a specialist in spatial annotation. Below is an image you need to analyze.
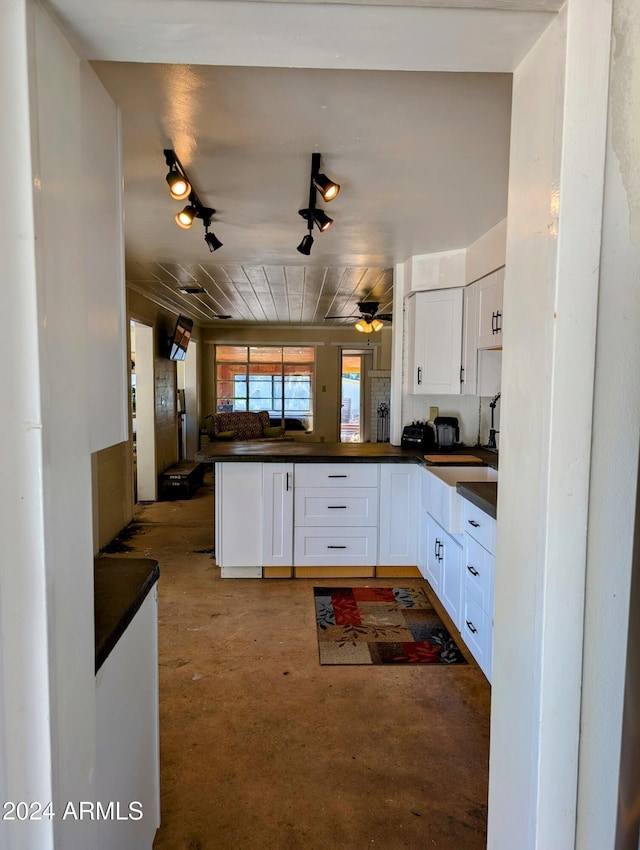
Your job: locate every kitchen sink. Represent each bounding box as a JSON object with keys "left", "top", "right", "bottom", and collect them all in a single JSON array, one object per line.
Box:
[{"left": 421, "top": 465, "right": 498, "bottom": 534}]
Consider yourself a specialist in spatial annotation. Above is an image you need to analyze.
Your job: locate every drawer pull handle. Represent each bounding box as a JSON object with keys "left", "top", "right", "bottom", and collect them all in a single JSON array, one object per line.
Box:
[
  {"left": 467, "top": 564, "right": 479, "bottom": 576},
  {"left": 466, "top": 620, "right": 478, "bottom": 634},
  {"left": 327, "top": 505, "right": 347, "bottom": 509},
  {"left": 417, "top": 366, "right": 423, "bottom": 385},
  {"left": 327, "top": 545, "right": 347, "bottom": 549},
  {"left": 328, "top": 474, "right": 347, "bottom": 478},
  {"left": 286, "top": 472, "right": 291, "bottom": 491},
  {"left": 468, "top": 519, "right": 480, "bottom": 528}
]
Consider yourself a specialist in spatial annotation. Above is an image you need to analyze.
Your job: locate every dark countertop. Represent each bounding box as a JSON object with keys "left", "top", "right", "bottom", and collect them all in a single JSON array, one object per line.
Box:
[
  {"left": 94, "top": 556, "right": 160, "bottom": 673},
  {"left": 455, "top": 481, "right": 498, "bottom": 519},
  {"left": 196, "top": 441, "right": 499, "bottom": 469}
]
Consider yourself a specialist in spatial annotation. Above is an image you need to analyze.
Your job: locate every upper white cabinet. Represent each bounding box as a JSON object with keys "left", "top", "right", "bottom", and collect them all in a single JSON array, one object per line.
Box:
[
  {"left": 475, "top": 266, "right": 504, "bottom": 349},
  {"left": 461, "top": 283, "right": 478, "bottom": 396},
  {"left": 407, "top": 288, "right": 464, "bottom": 395}
]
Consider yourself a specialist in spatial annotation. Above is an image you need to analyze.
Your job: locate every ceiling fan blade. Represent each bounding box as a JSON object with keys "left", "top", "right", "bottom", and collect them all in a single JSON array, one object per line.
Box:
[
  {"left": 213, "top": 314, "right": 232, "bottom": 319},
  {"left": 324, "top": 315, "right": 352, "bottom": 320},
  {"left": 376, "top": 314, "right": 393, "bottom": 321}
]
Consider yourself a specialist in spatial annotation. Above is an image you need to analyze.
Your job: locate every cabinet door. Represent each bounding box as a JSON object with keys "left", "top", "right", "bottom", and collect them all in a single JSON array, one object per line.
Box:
[
  {"left": 440, "top": 531, "right": 463, "bottom": 631},
  {"left": 262, "top": 463, "right": 294, "bottom": 567},
  {"left": 408, "top": 288, "right": 463, "bottom": 394},
  {"left": 461, "top": 282, "right": 478, "bottom": 395},
  {"left": 378, "top": 464, "right": 418, "bottom": 565},
  {"left": 424, "top": 513, "right": 444, "bottom": 593},
  {"left": 476, "top": 267, "right": 504, "bottom": 349}
]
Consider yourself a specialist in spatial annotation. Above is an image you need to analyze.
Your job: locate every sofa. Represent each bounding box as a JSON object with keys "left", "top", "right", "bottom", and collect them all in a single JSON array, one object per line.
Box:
[{"left": 204, "top": 410, "right": 292, "bottom": 442}]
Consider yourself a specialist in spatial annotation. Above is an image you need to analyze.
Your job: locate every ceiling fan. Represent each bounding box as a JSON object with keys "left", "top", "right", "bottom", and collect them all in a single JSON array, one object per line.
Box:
[{"left": 325, "top": 301, "right": 392, "bottom": 333}]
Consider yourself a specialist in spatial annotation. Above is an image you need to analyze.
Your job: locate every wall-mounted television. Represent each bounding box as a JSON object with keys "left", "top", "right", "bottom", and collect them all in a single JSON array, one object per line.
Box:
[{"left": 168, "top": 315, "right": 193, "bottom": 361}]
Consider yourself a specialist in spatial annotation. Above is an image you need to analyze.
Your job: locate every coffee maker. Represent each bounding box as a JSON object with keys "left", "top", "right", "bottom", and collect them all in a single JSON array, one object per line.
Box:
[{"left": 433, "top": 416, "right": 460, "bottom": 451}]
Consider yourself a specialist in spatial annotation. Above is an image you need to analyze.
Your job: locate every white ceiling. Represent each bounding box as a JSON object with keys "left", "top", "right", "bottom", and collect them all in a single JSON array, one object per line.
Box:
[{"left": 47, "top": 0, "right": 560, "bottom": 326}]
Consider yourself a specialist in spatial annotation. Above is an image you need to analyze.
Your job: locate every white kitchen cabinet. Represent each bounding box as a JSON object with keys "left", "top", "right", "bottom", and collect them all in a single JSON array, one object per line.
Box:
[
  {"left": 215, "top": 462, "right": 263, "bottom": 577},
  {"left": 461, "top": 499, "right": 497, "bottom": 681},
  {"left": 440, "top": 530, "right": 463, "bottom": 630},
  {"left": 407, "top": 288, "right": 463, "bottom": 394},
  {"left": 378, "top": 464, "right": 418, "bottom": 566},
  {"left": 96, "top": 588, "right": 160, "bottom": 850},
  {"left": 423, "top": 512, "right": 444, "bottom": 594},
  {"left": 262, "top": 463, "right": 294, "bottom": 568},
  {"left": 293, "top": 462, "right": 379, "bottom": 568},
  {"left": 475, "top": 266, "right": 504, "bottom": 349},
  {"left": 419, "top": 511, "right": 463, "bottom": 628},
  {"left": 461, "top": 282, "right": 478, "bottom": 395}
]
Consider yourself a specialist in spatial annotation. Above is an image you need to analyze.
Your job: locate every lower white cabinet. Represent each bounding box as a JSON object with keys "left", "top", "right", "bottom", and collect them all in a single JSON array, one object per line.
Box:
[
  {"left": 215, "top": 462, "right": 263, "bottom": 577},
  {"left": 96, "top": 589, "right": 160, "bottom": 850},
  {"left": 294, "top": 526, "right": 378, "bottom": 566},
  {"left": 462, "top": 499, "right": 497, "bottom": 681},
  {"left": 378, "top": 464, "right": 418, "bottom": 566},
  {"left": 418, "top": 512, "right": 462, "bottom": 629},
  {"left": 262, "top": 463, "right": 294, "bottom": 568}
]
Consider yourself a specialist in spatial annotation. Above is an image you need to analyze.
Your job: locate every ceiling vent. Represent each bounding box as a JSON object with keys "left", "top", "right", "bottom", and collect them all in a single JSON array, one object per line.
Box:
[{"left": 179, "top": 286, "right": 207, "bottom": 294}]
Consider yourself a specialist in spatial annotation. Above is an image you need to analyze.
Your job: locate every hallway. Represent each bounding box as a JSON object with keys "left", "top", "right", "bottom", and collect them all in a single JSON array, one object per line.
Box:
[{"left": 120, "top": 472, "right": 491, "bottom": 849}]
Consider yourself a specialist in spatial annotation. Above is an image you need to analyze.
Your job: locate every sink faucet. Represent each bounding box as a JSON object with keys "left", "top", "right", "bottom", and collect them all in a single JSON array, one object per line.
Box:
[{"left": 487, "top": 393, "right": 501, "bottom": 450}]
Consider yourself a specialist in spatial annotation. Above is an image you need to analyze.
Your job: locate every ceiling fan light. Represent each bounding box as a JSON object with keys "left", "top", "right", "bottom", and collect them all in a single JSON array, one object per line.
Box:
[
  {"left": 297, "top": 233, "right": 314, "bottom": 255},
  {"left": 175, "top": 205, "right": 196, "bottom": 229},
  {"left": 355, "top": 319, "right": 373, "bottom": 333},
  {"left": 166, "top": 168, "right": 191, "bottom": 200},
  {"left": 313, "top": 173, "right": 340, "bottom": 202},
  {"left": 371, "top": 319, "right": 384, "bottom": 332},
  {"left": 313, "top": 210, "right": 333, "bottom": 232}
]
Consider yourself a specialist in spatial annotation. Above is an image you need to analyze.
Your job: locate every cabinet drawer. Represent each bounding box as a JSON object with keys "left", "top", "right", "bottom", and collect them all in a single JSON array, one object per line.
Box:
[
  {"left": 294, "top": 463, "right": 378, "bottom": 489},
  {"left": 463, "top": 500, "right": 496, "bottom": 554},
  {"left": 294, "top": 527, "right": 377, "bottom": 566},
  {"left": 463, "top": 534, "right": 494, "bottom": 612},
  {"left": 462, "top": 588, "right": 493, "bottom": 682},
  {"left": 295, "top": 487, "right": 378, "bottom": 526}
]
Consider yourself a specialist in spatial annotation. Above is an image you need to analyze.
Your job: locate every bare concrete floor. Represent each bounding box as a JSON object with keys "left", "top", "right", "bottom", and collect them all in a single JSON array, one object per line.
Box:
[{"left": 126, "top": 472, "right": 490, "bottom": 850}]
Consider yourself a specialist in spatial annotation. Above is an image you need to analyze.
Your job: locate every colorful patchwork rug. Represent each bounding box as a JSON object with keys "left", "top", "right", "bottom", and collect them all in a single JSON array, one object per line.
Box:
[{"left": 314, "top": 586, "right": 467, "bottom": 666}]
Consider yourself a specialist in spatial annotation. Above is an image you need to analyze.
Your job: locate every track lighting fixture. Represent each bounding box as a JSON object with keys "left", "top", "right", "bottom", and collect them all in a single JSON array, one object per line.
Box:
[
  {"left": 297, "top": 233, "right": 314, "bottom": 255},
  {"left": 164, "top": 150, "right": 192, "bottom": 200},
  {"left": 204, "top": 225, "right": 223, "bottom": 252},
  {"left": 175, "top": 204, "right": 197, "bottom": 229},
  {"left": 313, "top": 172, "right": 340, "bottom": 202},
  {"left": 163, "top": 149, "right": 222, "bottom": 252},
  {"left": 297, "top": 152, "right": 341, "bottom": 254}
]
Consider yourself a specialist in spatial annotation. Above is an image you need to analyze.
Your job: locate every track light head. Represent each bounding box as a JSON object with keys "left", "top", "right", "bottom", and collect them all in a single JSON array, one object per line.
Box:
[
  {"left": 297, "top": 233, "right": 314, "bottom": 255},
  {"left": 175, "top": 205, "right": 197, "bottom": 229},
  {"left": 313, "top": 209, "right": 333, "bottom": 232},
  {"left": 313, "top": 173, "right": 340, "bottom": 202},
  {"left": 204, "top": 229, "right": 223, "bottom": 252},
  {"left": 166, "top": 168, "right": 191, "bottom": 200}
]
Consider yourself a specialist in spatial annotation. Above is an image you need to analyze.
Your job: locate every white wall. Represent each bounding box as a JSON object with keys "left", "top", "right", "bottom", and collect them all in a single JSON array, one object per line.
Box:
[
  {"left": 577, "top": 1, "right": 640, "bottom": 846},
  {"left": 1, "top": 2, "right": 126, "bottom": 847},
  {"left": 488, "top": 1, "right": 611, "bottom": 847},
  {"left": 0, "top": 4, "right": 55, "bottom": 847}
]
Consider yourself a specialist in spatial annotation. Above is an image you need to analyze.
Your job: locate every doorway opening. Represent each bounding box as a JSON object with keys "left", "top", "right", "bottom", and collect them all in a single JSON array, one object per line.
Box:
[
  {"left": 340, "top": 350, "right": 373, "bottom": 442},
  {"left": 130, "top": 320, "right": 156, "bottom": 502}
]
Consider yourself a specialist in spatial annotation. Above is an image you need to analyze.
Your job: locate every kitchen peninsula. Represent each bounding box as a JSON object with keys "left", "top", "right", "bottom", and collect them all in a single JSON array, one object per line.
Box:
[{"left": 196, "top": 440, "right": 499, "bottom": 679}]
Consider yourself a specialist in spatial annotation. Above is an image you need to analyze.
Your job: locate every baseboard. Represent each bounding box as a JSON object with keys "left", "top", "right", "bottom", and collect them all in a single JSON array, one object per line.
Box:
[
  {"left": 263, "top": 566, "right": 293, "bottom": 578},
  {"left": 376, "top": 566, "right": 422, "bottom": 578},
  {"left": 293, "top": 566, "right": 375, "bottom": 579}
]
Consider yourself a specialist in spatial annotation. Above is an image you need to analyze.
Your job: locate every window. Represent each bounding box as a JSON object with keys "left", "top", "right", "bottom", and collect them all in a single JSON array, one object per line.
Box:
[{"left": 215, "top": 346, "right": 314, "bottom": 431}]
